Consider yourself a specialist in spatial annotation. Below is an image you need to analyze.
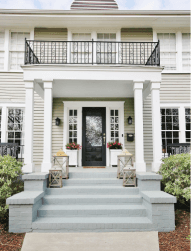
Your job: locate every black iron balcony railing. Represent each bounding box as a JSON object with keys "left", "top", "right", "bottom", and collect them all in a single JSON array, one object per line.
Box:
[
  {"left": 25, "top": 39, "right": 160, "bottom": 66},
  {"left": 162, "top": 143, "right": 191, "bottom": 158}
]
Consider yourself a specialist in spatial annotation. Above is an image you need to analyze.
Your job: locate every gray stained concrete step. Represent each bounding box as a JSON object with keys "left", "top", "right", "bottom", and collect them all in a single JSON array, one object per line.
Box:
[
  {"left": 62, "top": 178, "right": 123, "bottom": 186},
  {"left": 21, "top": 232, "right": 159, "bottom": 251},
  {"left": 43, "top": 194, "right": 143, "bottom": 205},
  {"left": 69, "top": 172, "right": 117, "bottom": 179},
  {"left": 37, "top": 204, "right": 147, "bottom": 217},
  {"left": 32, "top": 216, "right": 152, "bottom": 232},
  {"left": 46, "top": 186, "right": 139, "bottom": 195}
]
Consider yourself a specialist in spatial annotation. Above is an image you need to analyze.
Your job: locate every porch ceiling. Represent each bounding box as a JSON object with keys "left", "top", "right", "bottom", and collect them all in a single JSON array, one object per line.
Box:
[{"left": 52, "top": 80, "right": 134, "bottom": 98}]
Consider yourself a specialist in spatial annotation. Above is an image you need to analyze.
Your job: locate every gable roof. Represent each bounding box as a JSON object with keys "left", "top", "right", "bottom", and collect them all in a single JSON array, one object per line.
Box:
[{"left": 70, "top": 0, "right": 118, "bottom": 10}]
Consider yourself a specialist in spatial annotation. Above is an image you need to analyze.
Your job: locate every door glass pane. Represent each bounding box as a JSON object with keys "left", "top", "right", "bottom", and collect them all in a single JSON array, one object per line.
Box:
[{"left": 86, "top": 116, "right": 102, "bottom": 147}]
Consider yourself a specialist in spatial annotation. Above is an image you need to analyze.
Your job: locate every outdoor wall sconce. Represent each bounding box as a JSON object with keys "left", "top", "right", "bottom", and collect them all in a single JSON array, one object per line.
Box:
[
  {"left": 128, "top": 116, "right": 132, "bottom": 125},
  {"left": 55, "top": 117, "right": 60, "bottom": 126}
]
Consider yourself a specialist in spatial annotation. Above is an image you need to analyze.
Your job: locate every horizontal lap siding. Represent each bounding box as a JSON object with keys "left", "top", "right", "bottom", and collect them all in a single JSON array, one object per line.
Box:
[
  {"left": 160, "top": 74, "right": 191, "bottom": 103},
  {"left": 0, "top": 73, "right": 25, "bottom": 102},
  {"left": 52, "top": 98, "right": 135, "bottom": 163},
  {"left": 34, "top": 28, "right": 68, "bottom": 41},
  {"left": 121, "top": 28, "right": 153, "bottom": 42}
]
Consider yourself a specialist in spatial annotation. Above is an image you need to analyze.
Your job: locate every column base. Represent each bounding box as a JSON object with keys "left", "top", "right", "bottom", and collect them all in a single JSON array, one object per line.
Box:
[
  {"left": 152, "top": 162, "right": 162, "bottom": 173},
  {"left": 22, "top": 163, "right": 35, "bottom": 173},
  {"left": 41, "top": 162, "right": 52, "bottom": 172},
  {"left": 134, "top": 162, "right": 146, "bottom": 172}
]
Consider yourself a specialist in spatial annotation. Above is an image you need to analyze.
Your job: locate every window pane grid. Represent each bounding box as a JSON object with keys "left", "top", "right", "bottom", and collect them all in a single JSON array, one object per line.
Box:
[
  {"left": 110, "top": 109, "right": 119, "bottom": 142},
  {"left": 10, "top": 32, "right": 30, "bottom": 70},
  {"left": 7, "top": 108, "right": 24, "bottom": 154},
  {"left": 185, "top": 108, "right": 191, "bottom": 142},
  {"left": 69, "top": 109, "right": 78, "bottom": 143},
  {"left": 161, "top": 108, "right": 179, "bottom": 154},
  {"left": 157, "top": 33, "right": 176, "bottom": 70}
]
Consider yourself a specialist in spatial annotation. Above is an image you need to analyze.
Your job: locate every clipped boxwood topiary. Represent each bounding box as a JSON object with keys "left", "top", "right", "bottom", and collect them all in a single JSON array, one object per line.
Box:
[
  {"left": 0, "top": 155, "right": 24, "bottom": 222},
  {"left": 159, "top": 153, "right": 191, "bottom": 206}
]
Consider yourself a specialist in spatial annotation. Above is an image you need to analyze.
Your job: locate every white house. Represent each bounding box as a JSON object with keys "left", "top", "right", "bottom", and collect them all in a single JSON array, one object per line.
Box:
[{"left": 2, "top": 1, "right": 191, "bottom": 233}]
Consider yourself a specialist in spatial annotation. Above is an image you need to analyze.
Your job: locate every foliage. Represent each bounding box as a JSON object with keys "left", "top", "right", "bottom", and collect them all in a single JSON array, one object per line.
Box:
[
  {"left": 66, "top": 142, "right": 82, "bottom": 150},
  {"left": 159, "top": 153, "right": 191, "bottom": 205},
  {"left": 0, "top": 155, "right": 24, "bottom": 220},
  {"left": 107, "top": 141, "right": 123, "bottom": 149}
]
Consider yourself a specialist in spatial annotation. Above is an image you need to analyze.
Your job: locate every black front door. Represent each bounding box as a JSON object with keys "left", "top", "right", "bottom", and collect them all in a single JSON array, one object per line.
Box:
[{"left": 82, "top": 107, "right": 106, "bottom": 166}]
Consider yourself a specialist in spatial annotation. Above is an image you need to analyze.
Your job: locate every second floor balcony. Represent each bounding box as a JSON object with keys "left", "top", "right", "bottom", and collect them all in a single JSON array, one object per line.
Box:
[{"left": 25, "top": 39, "right": 160, "bottom": 66}]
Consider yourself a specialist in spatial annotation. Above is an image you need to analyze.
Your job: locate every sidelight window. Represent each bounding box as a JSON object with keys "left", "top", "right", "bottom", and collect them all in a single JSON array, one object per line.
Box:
[
  {"left": 110, "top": 109, "right": 119, "bottom": 142},
  {"left": 69, "top": 109, "right": 78, "bottom": 143}
]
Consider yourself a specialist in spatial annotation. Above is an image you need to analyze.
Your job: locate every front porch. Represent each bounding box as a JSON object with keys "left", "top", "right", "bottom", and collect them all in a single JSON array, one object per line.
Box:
[{"left": 22, "top": 64, "right": 163, "bottom": 174}]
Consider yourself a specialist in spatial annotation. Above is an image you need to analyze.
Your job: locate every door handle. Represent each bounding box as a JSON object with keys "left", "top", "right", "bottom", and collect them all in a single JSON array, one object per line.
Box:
[{"left": 103, "top": 133, "right": 106, "bottom": 145}]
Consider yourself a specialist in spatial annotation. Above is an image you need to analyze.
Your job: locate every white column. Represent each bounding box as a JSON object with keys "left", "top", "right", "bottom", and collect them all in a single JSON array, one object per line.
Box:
[
  {"left": 23, "top": 81, "right": 35, "bottom": 173},
  {"left": 41, "top": 81, "right": 53, "bottom": 172},
  {"left": 1, "top": 106, "right": 7, "bottom": 142},
  {"left": 133, "top": 82, "right": 146, "bottom": 172},
  {"left": 151, "top": 82, "right": 162, "bottom": 172}
]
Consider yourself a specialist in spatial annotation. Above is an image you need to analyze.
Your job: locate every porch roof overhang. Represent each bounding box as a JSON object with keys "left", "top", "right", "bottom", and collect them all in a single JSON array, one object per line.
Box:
[
  {"left": 22, "top": 64, "right": 163, "bottom": 82},
  {"left": 22, "top": 65, "right": 163, "bottom": 98}
]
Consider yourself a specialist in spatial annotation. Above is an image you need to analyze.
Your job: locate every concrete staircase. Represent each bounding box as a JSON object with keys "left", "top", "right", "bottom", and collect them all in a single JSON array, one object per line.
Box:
[{"left": 32, "top": 172, "right": 152, "bottom": 232}]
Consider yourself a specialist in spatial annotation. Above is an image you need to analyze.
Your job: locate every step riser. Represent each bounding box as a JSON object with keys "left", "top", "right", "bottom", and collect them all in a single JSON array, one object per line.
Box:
[
  {"left": 69, "top": 173, "right": 117, "bottom": 179},
  {"left": 46, "top": 188, "right": 139, "bottom": 195},
  {"left": 43, "top": 198, "right": 142, "bottom": 205},
  {"left": 38, "top": 209, "right": 147, "bottom": 218},
  {"left": 32, "top": 223, "right": 152, "bottom": 232},
  {"left": 62, "top": 181, "right": 122, "bottom": 186}
]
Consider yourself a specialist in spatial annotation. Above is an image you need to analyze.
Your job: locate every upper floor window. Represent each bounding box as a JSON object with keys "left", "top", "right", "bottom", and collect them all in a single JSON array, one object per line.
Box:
[
  {"left": 72, "top": 33, "right": 91, "bottom": 41},
  {"left": 182, "top": 33, "right": 191, "bottom": 72},
  {"left": 0, "top": 32, "right": 4, "bottom": 70},
  {"left": 157, "top": 33, "right": 176, "bottom": 70},
  {"left": 10, "top": 32, "right": 30, "bottom": 70},
  {"left": 97, "top": 33, "right": 116, "bottom": 64}
]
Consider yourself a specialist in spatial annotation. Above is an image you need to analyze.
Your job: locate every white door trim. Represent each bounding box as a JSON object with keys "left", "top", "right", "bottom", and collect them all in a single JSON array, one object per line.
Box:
[{"left": 63, "top": 101, "right": 125, "bottom": 167}]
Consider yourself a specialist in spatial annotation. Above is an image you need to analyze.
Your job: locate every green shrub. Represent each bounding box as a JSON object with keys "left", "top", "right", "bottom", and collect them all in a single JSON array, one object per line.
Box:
[
  {"left": 159, "top": 153, "right": 191, "bottom": 205},
  {"left": 0, "top": 155, "right": 24, "bottom": 220}
]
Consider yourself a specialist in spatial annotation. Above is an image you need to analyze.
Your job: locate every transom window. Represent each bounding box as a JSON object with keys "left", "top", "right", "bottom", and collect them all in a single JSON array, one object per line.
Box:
[
  {"left": 157, "top": 33, "right": 176, "bottom": 70},
  {"left": 10, "top": 32, "right": 30, "bottom": 70},
  {"left": 110, "top": 109, "right": 119, "bottom": 142},
  {"left": 161, "top": 108, "right": 179, "bottom": 154},
  {"left": 69, "top": 109, "right": 78, "bottom": 143},
  {"left": 185, "top": 108, "right": 191, "bottom": 142},
  {"left": 182, "top": 33, "right": 191, "bottom": 72}
]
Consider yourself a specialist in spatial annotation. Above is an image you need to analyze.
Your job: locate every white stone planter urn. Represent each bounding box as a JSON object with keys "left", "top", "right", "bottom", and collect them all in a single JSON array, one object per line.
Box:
[
  {"left": 66, "top": 150, "right": 78, "bottom": 167},
  {"left": 110, "top": 149, "right": 122, "bottom": 167}
]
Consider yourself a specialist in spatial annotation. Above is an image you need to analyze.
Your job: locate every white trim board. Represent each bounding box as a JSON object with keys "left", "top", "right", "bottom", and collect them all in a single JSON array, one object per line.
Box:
[{"left": 63, "top": 101, "right": 124, "bottom": 167}]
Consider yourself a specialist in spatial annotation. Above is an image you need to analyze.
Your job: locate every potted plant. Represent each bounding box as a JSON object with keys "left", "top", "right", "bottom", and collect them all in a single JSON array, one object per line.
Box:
[
  {"left": 107, "top": 141, "right": 123, "bottom": 167},
  {"left": 65, "top": 142, "right": 82, "bottom": 167}
]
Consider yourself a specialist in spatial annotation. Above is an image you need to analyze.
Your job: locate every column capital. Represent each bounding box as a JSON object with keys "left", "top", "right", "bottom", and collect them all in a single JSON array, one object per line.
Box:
[
  {"left": 133, "top": 82, "right": 143, "bottom": 91},
  {"left": 43, "top": 81, "right": 53, "bottom": 89},
  {"left": 25, "top": 81, "right": 35, "bottom": 89},
  {"left": 150, "top": 82, "right": 161, "bottom": 91}
]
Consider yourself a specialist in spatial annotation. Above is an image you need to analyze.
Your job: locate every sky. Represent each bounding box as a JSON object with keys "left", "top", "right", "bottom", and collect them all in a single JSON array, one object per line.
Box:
[{"left": 0, "top": 0, "right": 190, "bottom": 10}]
